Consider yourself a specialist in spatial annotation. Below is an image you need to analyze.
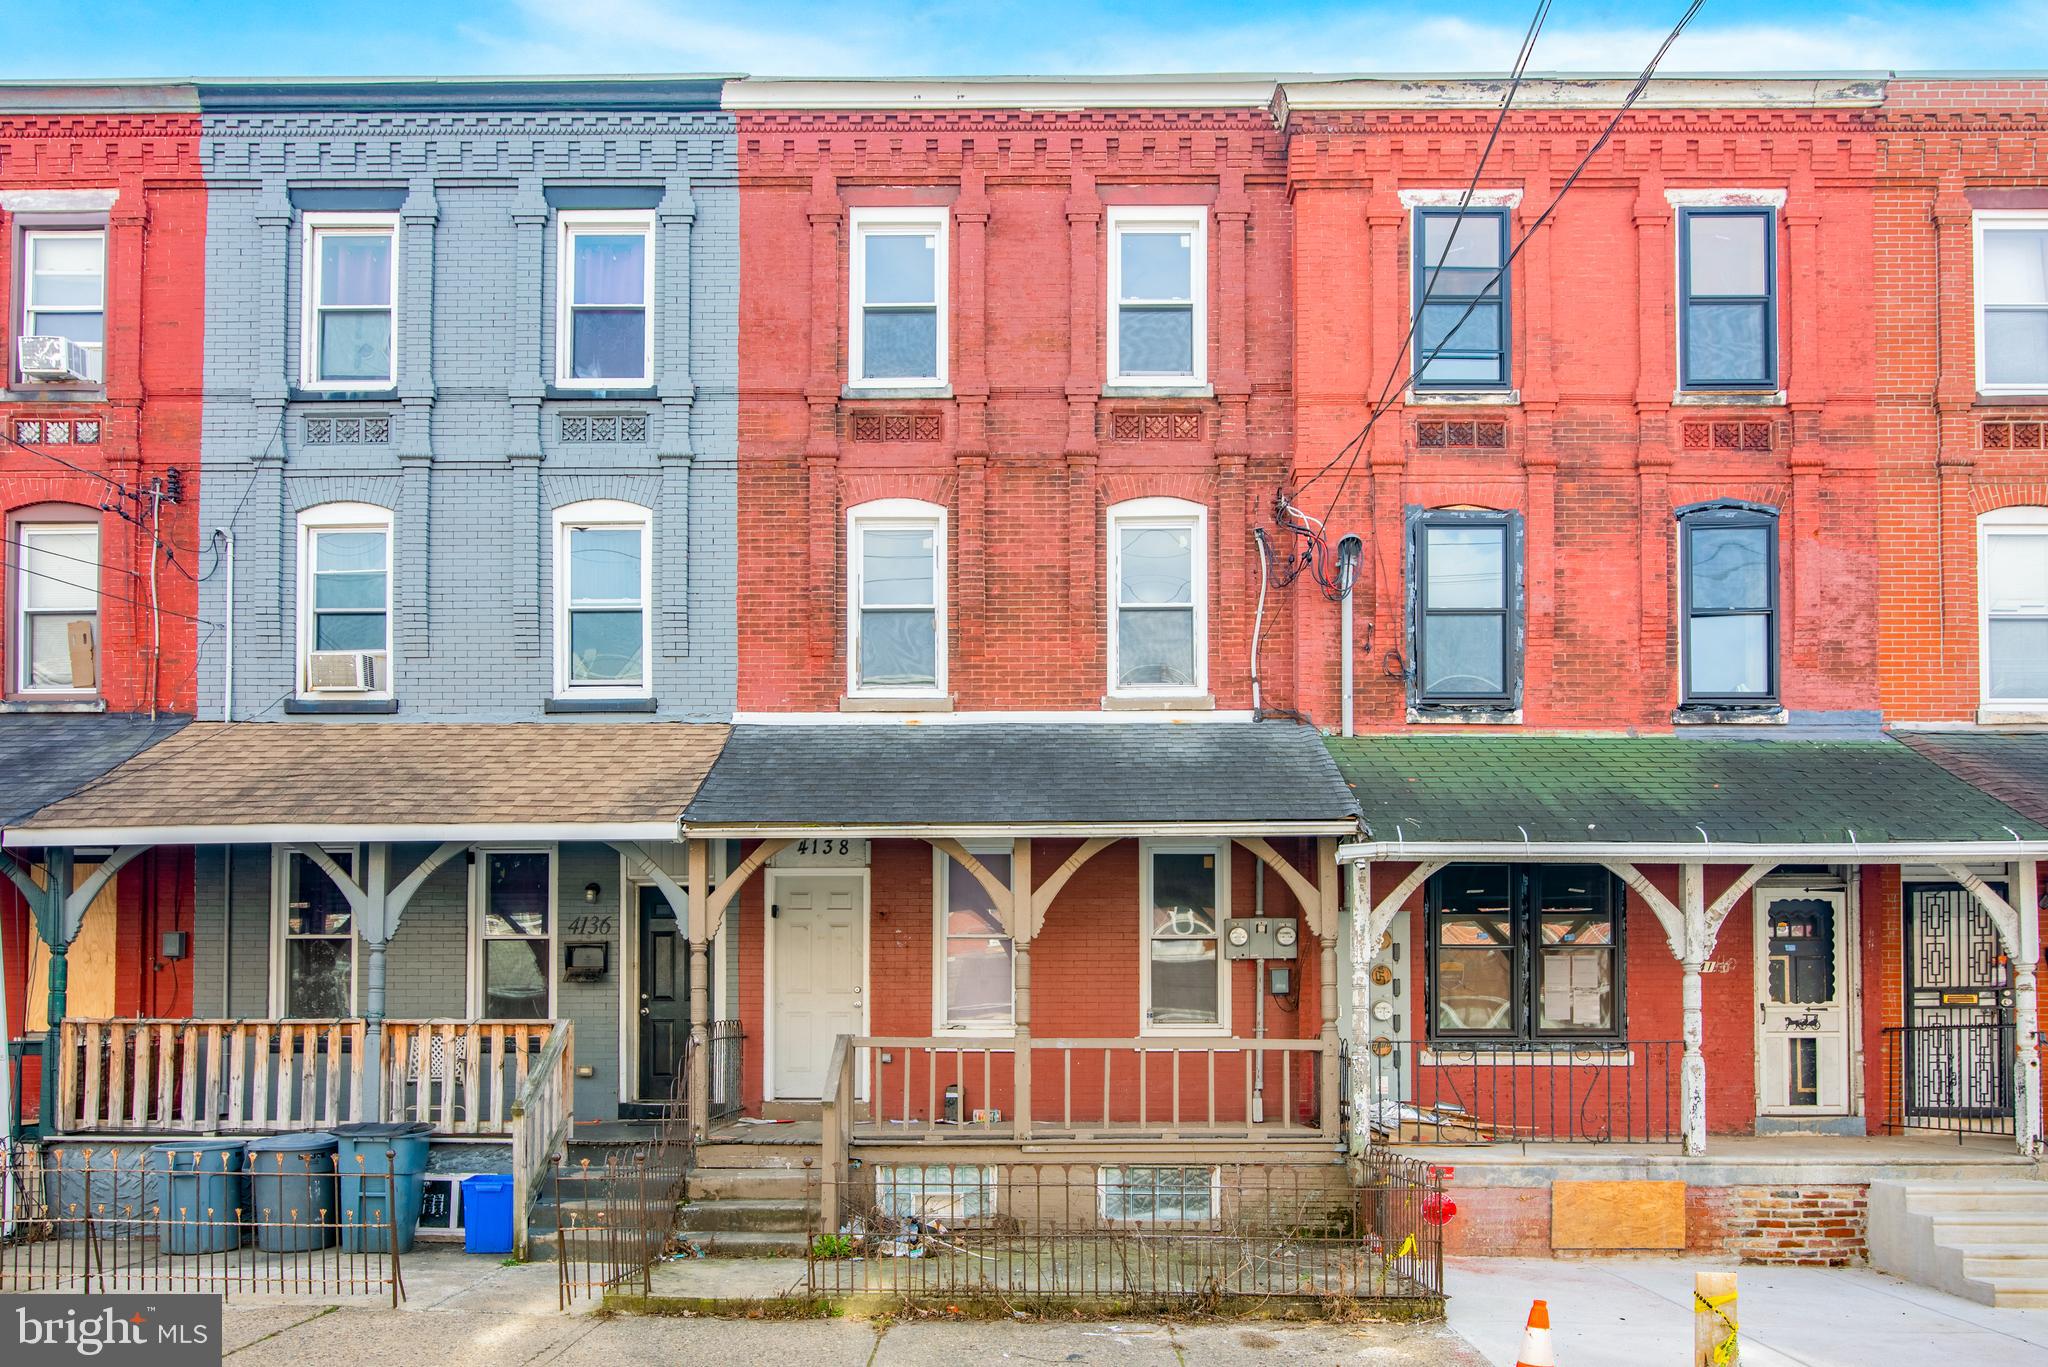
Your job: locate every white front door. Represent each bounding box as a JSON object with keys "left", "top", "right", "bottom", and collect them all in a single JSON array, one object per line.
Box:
[
  {"left": 771, "top": 873, "right": 866, "bottom": 1099},
  {"left": 1755, "top": 889, "right": 1853, "bottom": 1115}
]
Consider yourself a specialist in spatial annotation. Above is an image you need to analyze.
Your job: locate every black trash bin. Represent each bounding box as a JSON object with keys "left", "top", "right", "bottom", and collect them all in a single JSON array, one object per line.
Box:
[
  {"left": 331, "top": 1121, "right": 433, "bottom": 1253},
  {"left": 247, "top": 1132, "right": 339, "bottom": 1252},
  {"left": 148, "top": 1138, "right": 246, "bottom": 1255}
]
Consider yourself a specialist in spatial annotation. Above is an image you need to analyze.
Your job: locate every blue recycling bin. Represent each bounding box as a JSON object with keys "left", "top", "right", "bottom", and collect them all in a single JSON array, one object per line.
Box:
[
  {"left": 331, "top": 1121, "right": 433, "bottom": 1253},
  {"left": 461, "top": 1174, "right": 514, "bottom": 1255},
  {"left": 247, "top": 1131, "right": 339, "bottom": 1252},
  {"left": 149, "top": 1138, "right": 246, "bottom": 1255}
]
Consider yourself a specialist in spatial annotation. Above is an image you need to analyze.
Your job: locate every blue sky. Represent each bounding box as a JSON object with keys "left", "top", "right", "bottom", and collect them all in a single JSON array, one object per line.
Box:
[{"left": 8, "top": 1, "right": 2048, "bottom": 79}]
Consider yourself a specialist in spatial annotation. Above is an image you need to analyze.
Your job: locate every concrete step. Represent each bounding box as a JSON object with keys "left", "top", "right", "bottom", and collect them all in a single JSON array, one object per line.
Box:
[
  {"left": 688, "top": 1165, "right": 819, "bottom": 1201},
  {"left": 680, "top": 1229, "right": 812, "bottom": 1258},
  {"left": 676, "top": 1198, "right": 815, "bottom": 1234},
  {"left": 1972, "top": 1278, "right": 2048, "bottom": 1309},
  {"left": 694, "top": 1141, "right": 821, "bottom": 1169},
  {"left": 1904, "top": 1185, "right": 2048, "bottom": 1214},
  {"left": 1925, "top": 1216, "right": 2048, "bottom": 1243}
]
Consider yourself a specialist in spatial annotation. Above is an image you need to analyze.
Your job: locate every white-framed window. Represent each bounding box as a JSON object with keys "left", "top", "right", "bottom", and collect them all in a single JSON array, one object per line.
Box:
[
  {"left": 552, "top": 499, "right": 652, "bottom": 698},
  {"left": 1106, "top": 497, "right": 1207, "bottom": 698},
  {"left": 555, "top": 210, "right": 655, "bottom": 387},
  {"left": 1140, "top": 842, "right": 1229, "bottom": 1035},
  {"left": 847, "top": 498, "right": 946, "bottom": 696},
  {"left": 296, "top": 502, "right": 393, "bottom": 698},
  {"left": 272, "top": 846, "right": 360, "bottom": 1018},
  {"left": 1980, "top": 507, "right": 2048, "bottom": 708},
  {"left": 1976, "top": 212, "right": 2048, "bottom": 394},
  {"left": 1106, "top": 206, "right": 1206, "bottom": 386},
  {"left": 11, "top": 520, "right": 99, "bottom": 694},
  {"left": 22, "top": 228, "right": 107, "bottom": 383},
  {"left": 471, "top": 848, "right": 556, "bottom": 1021},
  {"left": 300, "top": 213, "right": 398, "bottom": 389},
  {"left": 933, "top": 844, "right": 1014, "bottom": 1032},
  {"left": 848, "top": 206, "right": 948, "bottom": 387},
  {"left": 1097, "top": 1165, "right": 1220, "bottom": 1225}
]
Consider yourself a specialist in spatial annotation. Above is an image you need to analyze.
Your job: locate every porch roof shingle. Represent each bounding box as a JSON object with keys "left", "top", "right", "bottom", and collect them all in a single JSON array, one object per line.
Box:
[
  {"left": 683, "top": 722, "right": 1359, "bottom": 832},
  {"left": 0, "top": 714, "right": 191, "bottom": 828},
  {"left": 1324, "top": 734, "right": 2048, "bottom": 847},
  {"left": 1897, "top": 732, "right": 2048, "bottom": 830},
  {"left": 5, "top": 721, "right": 729, "bottom": 841}
]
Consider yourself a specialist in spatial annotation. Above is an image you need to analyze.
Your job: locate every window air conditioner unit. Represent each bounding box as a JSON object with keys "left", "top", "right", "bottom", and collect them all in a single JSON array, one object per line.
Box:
[
  {"left": 17, "top": 336, "right": 91, "bottom": 383},
  {"left": 306, "top": 651, "right": 377, "bottom": 692}
]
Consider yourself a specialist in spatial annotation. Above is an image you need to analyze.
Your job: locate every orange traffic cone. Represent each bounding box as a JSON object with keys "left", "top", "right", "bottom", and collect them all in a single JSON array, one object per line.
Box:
[{"left": 1514, "top": 1299, "right": 1556, "bottom": 1367}]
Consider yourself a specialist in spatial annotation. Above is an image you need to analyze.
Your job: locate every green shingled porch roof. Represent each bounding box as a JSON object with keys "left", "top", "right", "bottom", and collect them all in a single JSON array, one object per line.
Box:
[{"left": 1323, "top": 735, "right": 2048, "bottom": 845}]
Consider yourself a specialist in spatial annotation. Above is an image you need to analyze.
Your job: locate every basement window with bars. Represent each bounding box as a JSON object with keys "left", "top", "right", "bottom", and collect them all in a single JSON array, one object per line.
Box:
[{"left": 1428, "top": 865, "right": 1624, "bottom": 1043}]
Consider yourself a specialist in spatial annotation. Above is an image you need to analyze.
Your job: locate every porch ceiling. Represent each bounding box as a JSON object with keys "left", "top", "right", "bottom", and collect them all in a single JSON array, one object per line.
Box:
[
  {"left": 3, "top": 721, "right": 730, "bottom": 846},
  {"left": 0, "top": 713, "right": 190, "bottom": 829},
  {"left": 682, "top": 721, "right": 1360, "bottom": 835},
  {"left": 1326, "top": 734, "right": 2048, "bottom": 856}
]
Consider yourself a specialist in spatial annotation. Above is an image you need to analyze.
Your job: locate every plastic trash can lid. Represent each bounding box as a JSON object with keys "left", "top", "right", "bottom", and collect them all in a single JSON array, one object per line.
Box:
[
  {"left": 461, "top": 1174, "right": 512, "bottom": 1190},
  {"left": 149, "top": 1137, "right": 245, "bottom": 1153},
  {"left": 246, "top": 1131, "right": 339, "bottom": 1152},
  {"left": 329, "top": 1122, "right": 434, "bottom": 1138}
]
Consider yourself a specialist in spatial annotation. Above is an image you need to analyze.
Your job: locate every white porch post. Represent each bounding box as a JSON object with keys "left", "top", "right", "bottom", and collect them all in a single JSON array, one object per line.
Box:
[
  {"left": 1346, "top": 858, "right": 1372, "bottom": 1154},
  {"left": 2016, "top": 859, "right": 2042, "bottom": 1157},
  {"left": 361, "top": 845, "right": 393, "bottom": 1122},
  {"left": 1677, "top": 863, "right": 1708, "bottom": 1158},
  {"left": 1011, "top": 838, "right": 1033, "bottom": 1141}
]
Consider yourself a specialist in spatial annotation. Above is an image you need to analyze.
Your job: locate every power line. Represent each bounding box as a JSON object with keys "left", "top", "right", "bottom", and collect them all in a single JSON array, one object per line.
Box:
[{"left": 0, "top": 553, "right": 225, "bottom": 630}]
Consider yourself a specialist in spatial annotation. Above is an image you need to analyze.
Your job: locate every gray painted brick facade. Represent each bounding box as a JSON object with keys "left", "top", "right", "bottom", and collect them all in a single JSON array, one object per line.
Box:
[{"left": 195, "top": 98, "right": 738, "bottom": 722}]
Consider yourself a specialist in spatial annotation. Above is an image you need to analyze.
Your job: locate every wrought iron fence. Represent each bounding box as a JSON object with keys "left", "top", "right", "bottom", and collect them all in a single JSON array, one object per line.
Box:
[
  {"left": 1881, "top": 1024, "right": 2021, "bottom": 1139},
  {"left": 805, "top": 1159, "right": 1441, "bottom": 1309},
  {"left": 1, "top": 1143, "right": 403, "bottom": 1304},
  {"left": 1353, "top": 1039, "right": 1681, "bottom": 1145},
  {"left": 555, "top": 1064, "right": 695, "bottom": 1306},
  {"left": 709, "top": 1020, "right": 744, "bottom": 1123}
]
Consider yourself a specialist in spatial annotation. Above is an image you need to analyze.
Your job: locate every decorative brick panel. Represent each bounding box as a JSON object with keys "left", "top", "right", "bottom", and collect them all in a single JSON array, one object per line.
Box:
[
  {"left": 302, "top": 414, "right": 392, "bottom": 446},
  {"left": 1109, "top": 411, "right": 1203, "bottom": 441},
  {"left": 1414, "top": 417, "right": 1508, "bottom": 450},
  {"left": 1680, "top": 419, "right": 1775, "bottom": 452},
  {"left": 13, "top": 418, "right": 101, "bottom": 446},
  {"left": 1981, "top": 418, "right": 2048, "bottom": 451},
  {"left": 847, "top": 412, "right": 942, "bottom": 442},
  {"left": 557, "top": 412, "right": 649, "bottom": 444}
]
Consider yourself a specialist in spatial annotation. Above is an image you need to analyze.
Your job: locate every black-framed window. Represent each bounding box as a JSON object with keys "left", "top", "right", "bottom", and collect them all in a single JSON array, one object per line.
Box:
[
  {"left": 1411, "top": 206, "right": 1510, "bottom": 390},
  {"left": 1428, "top": 865, "right": 1624, "bottom": 1043},
  {"left": 1679, "top": 501, "right": 1779, "bottom": 705},
  {"left": 1410, "top": 509, "right": 1520, "bottom": 708},
  {"left": 1679, "top": 207, "right": 1777, "bottom": 390}
]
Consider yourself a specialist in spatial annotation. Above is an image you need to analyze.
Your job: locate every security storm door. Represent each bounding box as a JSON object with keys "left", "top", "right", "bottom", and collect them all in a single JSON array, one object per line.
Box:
[
  {"left": 1904, "top": 883, "right": 2013, "bottom": 1120},
  {"left": 771, "top": 873, "right": 865, "bottom": 1099},
  {"left": 1755, "top": 890, "right": 1852, "bottom": 1115},
  {"left": 638, "top": 886, "right": 688, "bottom": 1102}
]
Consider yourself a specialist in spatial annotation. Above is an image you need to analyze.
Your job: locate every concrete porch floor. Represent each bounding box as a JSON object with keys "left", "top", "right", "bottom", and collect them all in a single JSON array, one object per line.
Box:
[{"left": 1392, "top": 1130, "right": 2040, "bottom": 1184}]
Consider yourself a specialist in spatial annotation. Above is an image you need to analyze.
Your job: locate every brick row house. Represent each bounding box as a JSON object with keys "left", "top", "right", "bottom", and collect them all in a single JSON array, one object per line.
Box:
[{"left": 4, "top": 71, "right": 2048, "bottom": 1279}]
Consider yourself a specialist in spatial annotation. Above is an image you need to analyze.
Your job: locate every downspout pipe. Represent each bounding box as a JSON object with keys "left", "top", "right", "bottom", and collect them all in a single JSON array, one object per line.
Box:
[{"left": 1335, "top": 536, "right": 1364, "bottom": 737}]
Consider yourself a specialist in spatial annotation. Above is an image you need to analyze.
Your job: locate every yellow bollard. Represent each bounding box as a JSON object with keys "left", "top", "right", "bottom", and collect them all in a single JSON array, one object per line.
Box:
[{"left": 1694, "top": 1270, "right": 1739, "bottom": 1366}]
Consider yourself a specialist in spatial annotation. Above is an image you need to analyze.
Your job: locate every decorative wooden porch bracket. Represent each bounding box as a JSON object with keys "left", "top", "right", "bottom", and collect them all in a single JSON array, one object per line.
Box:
[
  {"left": 1365, "top": 860, "right": 1445, "bottom": 946},
  {"left": 1234, "top": 837, "right": 1323, "bottom": 933},
  {"left": 929, "top": 838, "right": 1015, "bottom": 929},
  {"left": 1941, "top": 860, "right": 2044, "bottom": 1156},
  {"left": 610, "top": 840, "right": 690, "bottom": 930},
  {"left": 1026, "top": 836, "right": 1114, "bottom": 940},
  {"left": 705, "top": 838, "right": 794, "bottom": 927}
]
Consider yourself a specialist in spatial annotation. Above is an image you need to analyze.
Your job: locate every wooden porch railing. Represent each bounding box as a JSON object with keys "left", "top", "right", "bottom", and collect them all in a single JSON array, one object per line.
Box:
[
  {"left": 510, "top": 1020, "right": 576, "bottom": 1260},
  {"left": 54, "top": 1018, "right": 559, "bottom": 1137}
]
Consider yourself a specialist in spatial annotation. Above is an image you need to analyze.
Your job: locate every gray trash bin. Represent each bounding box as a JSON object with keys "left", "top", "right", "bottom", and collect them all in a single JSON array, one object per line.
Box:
[
  {"left": 331, "top": 1121, "right": 433, "bottom": 1253},
  {"left": 247, "top": 1132, "right": 339, "bottom": 1252},
  {"left": 149, "top": 1138, "right": 246, "bottom": 1255}
]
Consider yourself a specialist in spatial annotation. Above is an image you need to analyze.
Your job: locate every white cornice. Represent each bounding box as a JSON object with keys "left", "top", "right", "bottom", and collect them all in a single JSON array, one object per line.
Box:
[
  {"left": 723, "top": 76, "right": 1289, "bottom": 111},
  {"left": 1399, "top": 188, "right": 1524, "bottom": 208},
  {"left": 1277, "top": 75, "right": 1886, "bottom": 114}
]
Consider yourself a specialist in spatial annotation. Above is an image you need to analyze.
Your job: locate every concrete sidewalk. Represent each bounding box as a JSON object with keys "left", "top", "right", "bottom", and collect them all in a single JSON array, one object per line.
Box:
[{"left": 1447, "top": 1257, "right": 2048, "bottom": 1365}]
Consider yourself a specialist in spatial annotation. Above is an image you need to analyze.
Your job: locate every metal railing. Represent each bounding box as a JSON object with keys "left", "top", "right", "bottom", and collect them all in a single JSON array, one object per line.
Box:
[
  {"left": 510, "top": 1021, "right": 576, "bottom": 1259},
  {"left": 708, "top": 1020, "right": 744, "bottom": 1123},
  {"left": 1355, "top": 1039, "right": 1682, "bottom": 1144},
  {"left": 1, "top": 1142, "right": 404, "bottom": 1304},
  {"left": 53, "top": 1018, "right": 558, "bottom": 1138},
  {"left": 556, "top": 1051, "right": 696, "bottom": 1307},
  {"left": 806, "top": 1158, "right": 1441, "bottom": 1309},
  {"left": 1881, "top": 1024, "right": 2019, "bottom": 1139}
]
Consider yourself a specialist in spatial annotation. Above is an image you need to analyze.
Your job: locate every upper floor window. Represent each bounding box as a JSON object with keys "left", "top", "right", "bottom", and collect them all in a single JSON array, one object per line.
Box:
[
  {"left": 1981, "top": 507, "right": 2048, "bottom": 708},
  {"left": 1977, "top": 213, "right": 2048, "bottom": 394},
  {"left": 10, "top": 518, "right": 98, "bottom": 695},
  {"left": 1429, "top": 865, "right": 1623, "bottom": 1043},
  {"left": 847, "top": 499, "right": 945, "bottom": 697},
  {"left": 554, "top": 500, "right": 651, "bottom": 697},
  {"left": 21, "top": 229, "right": 106, "bottom": 384},
  {"left": 1411, "top": 206, "right": 1509, "bottom": 390},
  {"left": 297, "top": 503, "right": 392, "bottom": 698},
  {"left": 1107, "top": 206, "right": 1206, "bottom": 386},
  {"left": 1107, "top": 497, "right": 1207, "bottom": 698},
  {"left": 556, "top": 211, "right": 654, "bottom": 386},
  {"left": 1679, "top": 207, "right": 1778, "bottom": 390},
  {"left": 935, "top": 846, "right": 1014, "bottom": 1031},
  {"left": 849, "top": 207, "right": 947, "bottom": 387},
  {"left": 301, "top": 214, "right": 397, "bottom": 389},
  {"left": 1679, "top": 503, "right": 1778, "bottom": 706},
  {"left": 1410, "top": 509, "right": 1519, "bottom": 709}
]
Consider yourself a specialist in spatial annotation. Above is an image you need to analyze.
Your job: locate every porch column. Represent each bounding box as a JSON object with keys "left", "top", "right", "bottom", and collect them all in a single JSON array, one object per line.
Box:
[
  {"left": 1011, "top": 839, "right": 1033, "bottom": 1140},
  {"left": 686, "top": 840, "right": 712, "bottom": 1140},
  {"left": 1316, "top": 838, "right": 1342, "bottom": 1136},
  {"left": 36, "top": 849, "right": 73, "bottom": 1137},
  {"left": 2016, "top": 859, "right": 2043, "bottom": 1157},
  {"left": 361, "top": 846, "right": 394, "bottom": 1122},
  {"left": 1346, "top": 859, "right": 1372, "bottom": 1154},
  {"left": 1676, "top": 863, "right": 1709, "bottom": 1158}
]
